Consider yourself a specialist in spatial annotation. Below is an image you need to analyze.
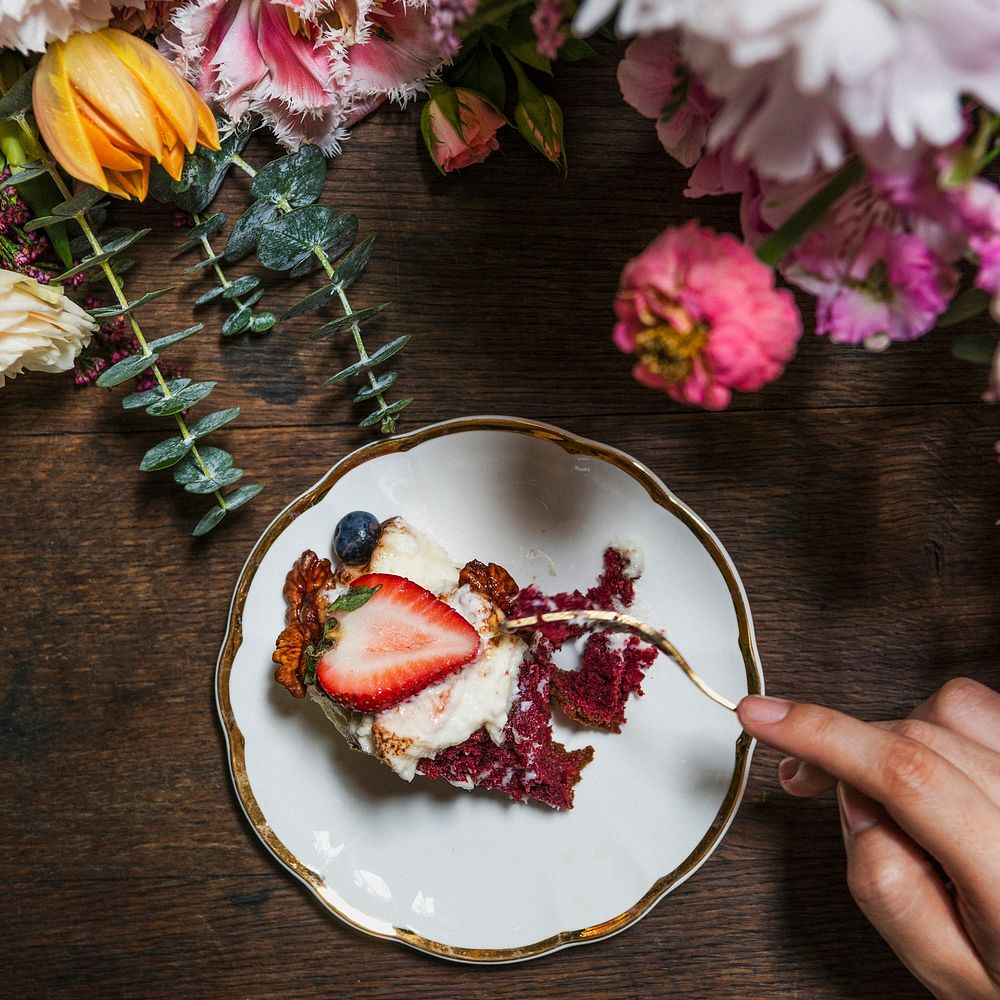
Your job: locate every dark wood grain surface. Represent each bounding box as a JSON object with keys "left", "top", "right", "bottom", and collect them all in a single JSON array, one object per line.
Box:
[{"left": 3, "top": 50, "right": 999, "bottom": 999}]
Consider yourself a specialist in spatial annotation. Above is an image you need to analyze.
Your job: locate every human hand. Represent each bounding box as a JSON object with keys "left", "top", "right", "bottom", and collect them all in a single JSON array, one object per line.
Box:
[{"left": 737, "top": 678, "right": 1000, "bottom": 1000}]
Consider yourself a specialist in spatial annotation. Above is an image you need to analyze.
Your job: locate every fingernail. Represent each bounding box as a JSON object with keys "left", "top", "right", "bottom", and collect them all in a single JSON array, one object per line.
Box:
[
  {"left": 739, "top": 695, "right": 792, "bottom": 726},
  {"left": 837, "top": 783, "right": 880, "bottom": 836},
  {"left": 778, "top": 756, "right": 801, "bottom": 783}
]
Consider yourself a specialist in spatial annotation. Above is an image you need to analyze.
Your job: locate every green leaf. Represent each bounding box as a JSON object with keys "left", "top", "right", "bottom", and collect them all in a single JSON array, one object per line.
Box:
[
  {"left": 145, "top": 380, "right": 217, "bottom": 416},
  {"left": 250, "top": 312, "right": 277, "bottom": 333},
  {"left": 195, "top": 284, "right": 227, "bottom": 306},
  {"left": 312, "top": 302, "right": 391, "bottom": 340},
  {"left": 240, "top": 290, "right": 265, "bottom": 309},
  {"left": 449, "top": 47, "right": 507, "bottom": 109},
  {"left": 324, "top": 335, "right": 410, "bottom": 384},
  {"left": 23, "top": 214, "right": 62, "bottom": 233},
  {"left": 331, "top": 233, "right": 376, "bottom": 292},
  {"left": 257, "top": 204, "right": 339, "bottom": 271},
  {"left": 2, "top": 163, "right": 51, "bottom": 187},
  {"left": 192, "top": 503, "right": 227, "bottom": 537},
  {"left": 95, "top": 351, "right": 160, "bottom": 388},
  {"left": 0, "top": 67, "right": 36, "bottom": 119},
  {"left": 188, "top": 406, "right": 241, "bottom": 439},
  {"left": 173, "top": 447, "right": 243, "bottom": 493},
  {"left": 147, "top": 324, "right": 203, "bottom": 352},
  {"left": 505, "top": 6, "right": 553, "bottom": 73},
  {"left": 222, "top": 307, "right": 252, "bottom": 337},
  {"left": 288, "top": 213, "right": 359, "bottom": 277},
  {"left": 329, "top": 584, "right": 382, "bottom": 613},
  {"left": 173, "top": 445, "right": 234, "bottom": 485},
  {"left": 359, "top": 397, "right": 413, "bottom": 429},
  {"left": 52, "top": 188, "right": 107, "bottom": 217},
  {"left": 281, "top": 281, "right": 339, "bottom": 320},
  {"left": 558, "top": 36, "right": 597, "bottom": 61},
  {"left": 425, "top": 83, "right": 466, "bottom": 138},
  {"left": 951, "top": 331, "right": 998, "bottom": 365},
  {"left": 223, "top": 482, "right": 263, "bottom": 511},
  {"left": 52, "top": 228, "right": 150, "bottom": 281},
  {"left": 122, "top": 378, "right": 191, "bottom": 409},
  {"left": 222, "top": 274, "right": 260, "bottom": 299},
  {"left": 250, "top": 145, "right": 326, "bottom": 207},
  {"left": 140, "top": 435, "right": 193, "bottom": 472},
  {"left": 91, "top": 287, "right": 173, "bottom": 319},
  {"left": 184, "top": 254, "right": 226, "bottom": 274},
  {"left": 353, "top": 370, "right": 398, "bottom": 401},
  {"left": 937, "top": 288, "right": 992, "bottom": 328},
  {"left": 225, "top": 200, "right": 280, "bottom": 261},
  {"left": 175, "top": 212, "right": 227, "bottom": 253}
]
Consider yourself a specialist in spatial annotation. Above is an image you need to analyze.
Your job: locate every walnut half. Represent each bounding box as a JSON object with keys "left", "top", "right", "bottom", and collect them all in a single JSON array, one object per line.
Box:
[
  {"left": 458, "top": 559, "right": 520, "bottom": 615},
  {"left": 273, "top": 549, "right": 334, "bottom": 698}
]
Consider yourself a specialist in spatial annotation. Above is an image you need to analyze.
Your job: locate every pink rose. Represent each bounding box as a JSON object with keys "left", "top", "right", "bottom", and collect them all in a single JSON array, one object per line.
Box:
[
  {"left": 422, "top": 87, "right": 505, "bottom": 173},
  {"left": 613, "top": 221, "right": 802, "bottom": 410}
]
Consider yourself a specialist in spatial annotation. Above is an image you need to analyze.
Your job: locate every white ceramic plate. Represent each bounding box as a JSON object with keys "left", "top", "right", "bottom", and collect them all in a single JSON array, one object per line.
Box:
[{"left": 217, "top": 416, "right": 763, "bottom": 962}]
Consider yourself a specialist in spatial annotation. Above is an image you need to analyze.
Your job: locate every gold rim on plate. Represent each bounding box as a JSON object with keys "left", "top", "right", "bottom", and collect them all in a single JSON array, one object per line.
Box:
[{"left": 215, "top": 415, "right": 763, "bottom": 963}]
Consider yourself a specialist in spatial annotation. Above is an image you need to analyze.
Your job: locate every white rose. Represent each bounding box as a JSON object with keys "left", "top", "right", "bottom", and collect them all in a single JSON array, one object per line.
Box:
[{"left": 0, "top": 269, "right": 97, "bottom": 387}]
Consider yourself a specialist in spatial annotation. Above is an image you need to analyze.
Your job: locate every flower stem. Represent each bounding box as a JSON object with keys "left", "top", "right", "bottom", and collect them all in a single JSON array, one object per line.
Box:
[
  {"left": 755, "top": 158, "right": 866, "bottom": 268},
  {"left": 16, "top": 117, "right": 226, "bottom": 510}
]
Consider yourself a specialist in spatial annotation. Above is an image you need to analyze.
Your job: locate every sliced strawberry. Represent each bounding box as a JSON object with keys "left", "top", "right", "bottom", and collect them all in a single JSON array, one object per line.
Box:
[{"left": 315, "top": 573, "right": 481, "bottom": 712}]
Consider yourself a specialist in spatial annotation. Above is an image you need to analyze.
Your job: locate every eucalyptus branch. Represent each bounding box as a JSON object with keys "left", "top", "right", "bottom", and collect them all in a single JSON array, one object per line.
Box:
[{"left": 6, "top": 109, "right": 262, "bottom": 536}]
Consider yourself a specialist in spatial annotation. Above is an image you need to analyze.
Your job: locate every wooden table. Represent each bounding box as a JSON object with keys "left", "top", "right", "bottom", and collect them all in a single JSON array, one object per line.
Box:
[{"left": 2, "top": 51, "right": 998, "bottom": 999}]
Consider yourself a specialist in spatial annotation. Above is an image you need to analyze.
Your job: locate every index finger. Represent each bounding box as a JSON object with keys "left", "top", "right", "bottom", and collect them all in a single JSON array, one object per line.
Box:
[{"left": 738, "top": 695, "right": 1000, "bottom": 927}]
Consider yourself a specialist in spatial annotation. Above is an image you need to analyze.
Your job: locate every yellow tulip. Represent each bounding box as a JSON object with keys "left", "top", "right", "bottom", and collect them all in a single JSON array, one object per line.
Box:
[{"left": 32, "top": 28, "right": 219, "bottom": 201}]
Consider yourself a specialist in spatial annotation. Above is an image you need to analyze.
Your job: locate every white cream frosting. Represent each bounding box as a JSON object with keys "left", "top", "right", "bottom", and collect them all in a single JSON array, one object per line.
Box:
[{"left": 313, "top": 518, "right": 526, "bottom": 780}]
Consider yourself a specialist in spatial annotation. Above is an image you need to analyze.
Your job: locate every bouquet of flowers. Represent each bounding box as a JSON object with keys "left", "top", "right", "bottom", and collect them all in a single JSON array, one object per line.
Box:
[{"left": 1, "top": 0, "right": 999, "bottom": 537}]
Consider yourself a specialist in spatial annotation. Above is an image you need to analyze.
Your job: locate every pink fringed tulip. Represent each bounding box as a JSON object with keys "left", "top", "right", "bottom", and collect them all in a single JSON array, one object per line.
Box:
[
  {"left": 421, "top": 87, "right": 505, "bottom": 173},
  {"left": 614, "top": 221, "right": 802, "bottom": 410}
]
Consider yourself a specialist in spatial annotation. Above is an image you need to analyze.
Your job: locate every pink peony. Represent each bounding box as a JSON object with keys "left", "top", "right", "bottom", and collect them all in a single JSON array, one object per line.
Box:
[
  {"left": 791, "top": 226, "right": 956, "bottom": 349},
  {"left": 613, "top": 221, "right": 801, "bottom": 410},
  {"left": 617, "top": 32, "right": 718, "bottom": 169},
  {"left": 424, "top": 88, "right": 505, "bottom": 172}
]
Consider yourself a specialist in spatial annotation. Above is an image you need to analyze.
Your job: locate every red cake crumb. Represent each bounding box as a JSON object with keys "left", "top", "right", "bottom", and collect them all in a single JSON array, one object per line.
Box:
[
  {"left": 417, "top": 639, "right": 594, "bottom": 810},
  {"left": 549, "top": 632, "right": 658, "bottom": 732}
]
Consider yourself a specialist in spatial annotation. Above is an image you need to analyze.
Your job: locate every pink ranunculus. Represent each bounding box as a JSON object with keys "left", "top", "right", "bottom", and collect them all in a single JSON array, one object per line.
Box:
[
  {"left": 617, "top": 32, "right": 718, "bottom": 169},
  {"left": 613, "top": 221, "right": 802, "bottom": 410},
  {"left": 424, "top": 88, "right": 505, "bottom": 172}
]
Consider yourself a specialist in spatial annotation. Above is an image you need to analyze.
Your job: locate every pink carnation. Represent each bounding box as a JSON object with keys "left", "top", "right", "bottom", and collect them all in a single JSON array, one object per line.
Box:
[
  {"left": 613, "top": 221, "right": 802, "bottom": 410},
  {"left": 617, "top": 33, "right": 718, "bottom": 169}
]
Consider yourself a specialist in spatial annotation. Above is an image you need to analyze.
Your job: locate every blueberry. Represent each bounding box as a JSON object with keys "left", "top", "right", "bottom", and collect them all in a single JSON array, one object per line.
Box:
[{"left": 334, "top": 511, "right": 382, "bottom": 565}]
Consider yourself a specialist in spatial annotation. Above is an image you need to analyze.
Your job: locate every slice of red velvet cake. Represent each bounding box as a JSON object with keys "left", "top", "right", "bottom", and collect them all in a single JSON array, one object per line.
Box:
[{"left": 273, "top": 514, "right": 657, "bottom": 809}]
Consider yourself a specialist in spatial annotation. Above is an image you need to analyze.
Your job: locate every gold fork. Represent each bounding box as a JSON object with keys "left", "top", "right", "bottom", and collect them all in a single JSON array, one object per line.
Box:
[{"left": 502, "top": 608, "right": 739, "bottom": 712}]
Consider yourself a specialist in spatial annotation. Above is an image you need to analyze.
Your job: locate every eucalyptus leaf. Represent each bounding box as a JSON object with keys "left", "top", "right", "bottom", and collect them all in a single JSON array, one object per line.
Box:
[
  {"left": 250, "top": 312, "right": 276, "bottom": 334},
  {"left": 359, "top": 397, "right": 412, "bottom": 429},
  {"left": 139, "top": 435, "right": 193, "bottom": 472},
  {"left": 52, "top": 188, "right": 107, "bottom": 217},
  {"left": 188, "top": 406, "right": 241, "bottom": 439},
  {"left": 353, "top": 370, "right": 398, "bottom": 401},
  {"left": 241, "top": 290, "right": 265, "bottom": 309},
  {"left": 331, "top": 234, "right": 376, "bottom": 292},
  {"left": 173, "top": 446, "right": 234, "bottom": 484},
  {"left": 181, "top": 467, "right": 244, "bottom": 494},
  {"left": 145, "top": 380, "right": 217, "bottom": 416},
  {"left": 221, "top": 274, "right": 260, "bottom": 299},
  {"left": 95, "top": 350, "right": 160, "bottom": 388},
  {"left": 195, "top": 284, "right": 227, "bottom": 306},
  {"left": 52, "top": 228, "right": 150, "bottom": 281},
  {"left": 184, "top": 254, "right": 225, "bottom": 274},
  {"left": 222, "top": 308, "right": 252, "bottom": 337},
  {"left": 91, "top": 287, "right": 173, "bottom": 318},
  {"left": 122, "top": 378, "right": 191, "bottom": 410},
  {"left": 148, "top": 324, "right": 203, "bottom": 352},
  {"left": 250, "top": 145, "right": 326, "bottom": 207},
  {"left": 175, "top": 212, "right": 227, "bottom": 253},
  {"left": 280, "top": 281, "right": 339, "bottom": 320},
  {"left": 0, "top": 67, "right": 36, "bottom": 119},
  {"left": 257, "top": 204, "right": 337, "bottom": 271},
  {"left": 223, "top": 483, "right": 263, "bottom": 511},
  {"left": 312, "top": 302, "right": 391, "bottom": 340},
  {"left": 287, "top": 213, "right": 359, "bottom": 277},
  {"left": 23, "top": 214, "right": 61, "bottom": 233},
  {"left": 225, "top": 200, "right": 280, "bottom": 261},
  {"left": 324, "top": 335, "right": 409, "bottom": 384},
  {"left": 2, "top": 163, "right": 52, "bottom": 187},
  {"left": 192, "top": 503, "right": 227, "bottom": 537}
]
